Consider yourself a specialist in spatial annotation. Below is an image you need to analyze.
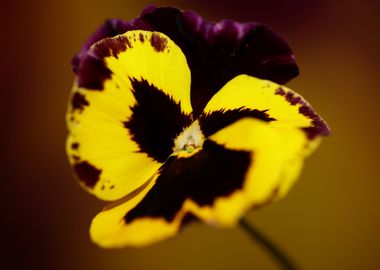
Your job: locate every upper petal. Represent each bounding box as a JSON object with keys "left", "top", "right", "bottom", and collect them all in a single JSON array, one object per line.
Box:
[
  {"left": 171, "top": 10, "right": 299, "bottom": 115},
  {"left": 72, "top": 6, "right": 299, "bottom": 115}
]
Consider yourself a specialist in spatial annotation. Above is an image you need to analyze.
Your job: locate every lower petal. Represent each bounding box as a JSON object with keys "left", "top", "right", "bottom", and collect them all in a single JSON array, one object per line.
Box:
[
  {"left": 89, "top": 137, "right": 254, "bottom": 247},
  {"left": 90, "top": 118, "right": 312, "bottom": 247},
  {"left": 91, "top": 118, "right": 307, "bottom": 247}
]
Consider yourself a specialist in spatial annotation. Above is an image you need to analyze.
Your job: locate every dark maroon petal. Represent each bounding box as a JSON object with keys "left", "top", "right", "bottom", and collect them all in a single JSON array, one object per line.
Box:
[
  {"left": 141, "top": 8, "right": 299, "bottom": 115},
  {"left": 72, "top": 6, "right": 299, "bottom": 115}
]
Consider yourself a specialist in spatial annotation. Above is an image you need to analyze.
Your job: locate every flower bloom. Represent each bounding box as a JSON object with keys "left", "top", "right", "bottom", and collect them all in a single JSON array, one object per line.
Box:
[{"left": 67, "top": 6, "right": 330, "bottom": 248}]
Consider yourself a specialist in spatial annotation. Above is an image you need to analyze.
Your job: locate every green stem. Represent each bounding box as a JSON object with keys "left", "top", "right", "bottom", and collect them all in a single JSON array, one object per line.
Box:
[{"left": 239, "top": 218, "right": 299, "bottom": 270}]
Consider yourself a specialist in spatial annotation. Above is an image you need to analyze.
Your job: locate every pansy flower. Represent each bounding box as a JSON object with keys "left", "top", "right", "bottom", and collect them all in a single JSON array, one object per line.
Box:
[{"left": 67, "top": 6, "right": 330, "bottom": 248}]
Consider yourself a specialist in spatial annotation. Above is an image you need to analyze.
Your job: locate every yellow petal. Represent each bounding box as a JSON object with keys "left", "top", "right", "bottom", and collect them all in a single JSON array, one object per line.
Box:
[
  {"left": 67, "top": 30, "right": 192, "bottom": 201},
  {"left": 202, "top": 74, "right": 329, "bottom": 139}
]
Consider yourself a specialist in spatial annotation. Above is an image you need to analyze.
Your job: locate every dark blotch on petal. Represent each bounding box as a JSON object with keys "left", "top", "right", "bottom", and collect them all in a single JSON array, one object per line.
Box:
[
  {"left": 199, "top": 108, "right": 276, "bottom": 137},
  {"left": 76, "top": 35, "right": 134, "bottom": 90},
  {"left": 276, "top": 87, "right": 331, "bottom": 139},
  {"left": 73, "top": 161, "right": 102, "bottom": 188},
  {"left": 71, "top": 143, "right": 79, "bottom": 150},
  {"left": 76, "top": 34, "right": 141, "bottom": 90},
  {"left": 125, "top": 140, "right": 251, "bottom": 223},
  {"left": 123, "top": 78, "right": 192, "bottom": 163},
  {"left": 150, "top": 32, "right": 168, "bottom": 52},
  {"left": 77, "top": 55, "right": 112, "bottom": 90},
  {"left": 92, "top": 35, "right": 132, "bottom": 59},
  {"left": 275, "top": 87, "right": 286, "bottom": 96},
  {"left": 299, "top": 105, "right": 331, "bottom": 139},
  {"left": 284, "top": 91, "right": 305, "bottom": 106},
  {"left": 71, "top": 92, "right": 89, "bottom": 112},
  {"left": 277, "top": 87, "right": 307, "bottom": 107}
]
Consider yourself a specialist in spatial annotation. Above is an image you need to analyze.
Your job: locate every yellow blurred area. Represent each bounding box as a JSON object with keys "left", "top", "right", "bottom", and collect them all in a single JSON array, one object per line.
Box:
[{"left": 2, "top": 0, "right": 379, "bottom": 269}]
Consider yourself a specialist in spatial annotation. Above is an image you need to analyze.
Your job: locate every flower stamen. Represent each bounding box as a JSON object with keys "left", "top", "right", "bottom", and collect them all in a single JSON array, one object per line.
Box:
[{"left": 173, "top": 121, "right": 204, "bottom": 157}]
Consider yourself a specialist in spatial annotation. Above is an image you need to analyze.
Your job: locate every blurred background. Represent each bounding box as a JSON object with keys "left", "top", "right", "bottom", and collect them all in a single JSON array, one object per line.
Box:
[{"left": 2, "top": 0, "right": 379, "bottom": 269}]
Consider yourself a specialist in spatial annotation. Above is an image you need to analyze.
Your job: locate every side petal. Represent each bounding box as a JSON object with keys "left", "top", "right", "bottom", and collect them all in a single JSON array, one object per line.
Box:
[
  {"left": 200, "top": 74, "right": 330, "bottom": 139},
  {"left": 67, "top": 30, "right": 192, "bottom": 201}
]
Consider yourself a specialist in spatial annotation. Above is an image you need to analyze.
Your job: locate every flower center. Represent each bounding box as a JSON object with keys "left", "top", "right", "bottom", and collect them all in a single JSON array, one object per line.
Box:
[{"left": 173, "top": 121, "right": 204, "bottom": 157}]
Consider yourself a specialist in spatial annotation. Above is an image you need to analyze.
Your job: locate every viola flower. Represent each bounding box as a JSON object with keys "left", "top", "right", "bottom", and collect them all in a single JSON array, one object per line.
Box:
[{"left": 67, "top": 6, "right": 330, "bottom": 248}]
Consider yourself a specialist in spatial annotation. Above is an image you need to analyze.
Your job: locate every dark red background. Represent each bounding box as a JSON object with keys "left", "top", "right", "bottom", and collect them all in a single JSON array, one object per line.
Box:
[{"left": 2, "top": 0, "right": 379, "bottom": 269}]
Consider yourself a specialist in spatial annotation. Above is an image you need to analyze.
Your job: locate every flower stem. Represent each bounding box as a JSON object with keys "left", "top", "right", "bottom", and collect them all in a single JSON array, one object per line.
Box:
[{"left": 239, "top": 218, "right": 298, "bottom": 270}]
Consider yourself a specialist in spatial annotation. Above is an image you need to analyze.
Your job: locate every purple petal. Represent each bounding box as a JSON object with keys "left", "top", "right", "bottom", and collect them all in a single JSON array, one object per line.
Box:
[{"left": 72, "top": 6, "right": 299, "bottom": 115}]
